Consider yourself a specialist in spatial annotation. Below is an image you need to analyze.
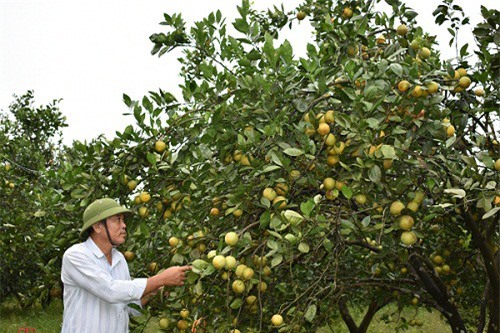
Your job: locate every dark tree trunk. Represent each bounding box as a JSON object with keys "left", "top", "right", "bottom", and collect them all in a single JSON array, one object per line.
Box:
[
  {"left": 409, "top": 254, "right": 468, "bottom": 333},
  {"left": 338, "top": 295, "right": 391, "bottom": 333}
]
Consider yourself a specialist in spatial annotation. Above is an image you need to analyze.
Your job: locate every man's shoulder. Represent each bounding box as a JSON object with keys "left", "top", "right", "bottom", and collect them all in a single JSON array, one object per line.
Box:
[{"left": 63, "top": 241, "right": 87, "bottom": 257}]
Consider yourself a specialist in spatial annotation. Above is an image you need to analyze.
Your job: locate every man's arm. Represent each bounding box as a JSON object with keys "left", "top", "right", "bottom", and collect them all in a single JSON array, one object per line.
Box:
[{"left": 142, "top": 266, "right": 192, "bottom": 297}]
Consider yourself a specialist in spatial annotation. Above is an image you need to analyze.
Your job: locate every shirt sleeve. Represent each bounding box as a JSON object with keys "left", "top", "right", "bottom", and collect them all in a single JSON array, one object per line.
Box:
[{"left": 62, "top": 248, "right": 147, "bottom": 304}]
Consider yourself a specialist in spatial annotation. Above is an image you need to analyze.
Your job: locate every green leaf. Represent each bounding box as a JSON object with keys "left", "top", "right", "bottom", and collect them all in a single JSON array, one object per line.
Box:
[
  {"left": 230, "top": 298, "right": 243, "bottom": 309},
  {"left": 300, "top": 199, "right": 315, "bottom": 217},
  {"left": 271, "top": 254, "right": 283, "bottom": 267},
  {"left": 305, "top": 304, "right": 317, "bottom": 322},
  {"left": 283, "top": 148, "right": 304, "bottom": 156},
  {"left": 341, "top": 186, "right": 353, "bottom": 199},
  {"left": 482, "top": 207, "right": 500, "bottom": 220},
  {"left": 368, "top": 165, "right": 382, "bottom": 184},
  {"left": 298, "top": 242, "right": 310, "bottom": 253},
  {"left": 444, "top": 188, "right": 466, "bottom": 199},
  {"left": 388, "top": 63, "right": 403, "bottom": 77},
  {"left": 147, "top": 153, "right": 157, "bottom": 167},
  {"left": 380, "top": 145, "right": 396, "bottom": 159}
]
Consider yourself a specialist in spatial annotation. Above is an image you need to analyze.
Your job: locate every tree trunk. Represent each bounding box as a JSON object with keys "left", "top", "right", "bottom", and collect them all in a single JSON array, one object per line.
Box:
[
  {"left": 338, "top": 295, "right": 391, "bottom": 333},
  {"left": 409, "top": 254, "right": 468, "bottom": 333}
]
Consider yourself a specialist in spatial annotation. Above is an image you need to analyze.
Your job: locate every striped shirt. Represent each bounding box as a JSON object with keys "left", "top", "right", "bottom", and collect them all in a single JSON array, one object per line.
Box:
[{"left": 61, "top": 237, "right": 147, "bottom": 333}]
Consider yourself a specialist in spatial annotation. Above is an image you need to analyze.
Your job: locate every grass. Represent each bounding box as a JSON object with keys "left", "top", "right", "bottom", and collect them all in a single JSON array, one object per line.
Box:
[
  {"left": 0, "top": 299, "right": 451, "bottom": 333},
  {"left": 0, "top": 299, "right": 63, "bottom": 333}
]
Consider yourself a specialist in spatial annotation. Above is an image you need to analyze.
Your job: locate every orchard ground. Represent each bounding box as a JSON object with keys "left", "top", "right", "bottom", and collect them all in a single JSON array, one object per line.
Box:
[{"left": 0, "top": 298, "right": 451, "bottom": 333}]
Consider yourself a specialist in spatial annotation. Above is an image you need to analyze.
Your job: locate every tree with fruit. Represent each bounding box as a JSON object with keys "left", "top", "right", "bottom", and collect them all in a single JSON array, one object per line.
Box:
[{"left": 105, "top": 1, "right": 497, "bottom": 331}]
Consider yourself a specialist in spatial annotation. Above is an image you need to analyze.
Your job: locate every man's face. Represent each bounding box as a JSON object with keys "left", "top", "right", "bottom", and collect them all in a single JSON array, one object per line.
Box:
[{"left": 105, "top": 214, "right": 127, "bottom": 245}]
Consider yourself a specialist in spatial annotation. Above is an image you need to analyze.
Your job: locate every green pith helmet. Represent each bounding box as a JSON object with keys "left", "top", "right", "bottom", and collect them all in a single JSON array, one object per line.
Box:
[{"left": 80, "top": 198, "right": 131, "bottom": 237}]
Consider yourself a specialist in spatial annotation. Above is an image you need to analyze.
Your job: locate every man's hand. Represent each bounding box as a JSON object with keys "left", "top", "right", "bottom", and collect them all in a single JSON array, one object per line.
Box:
[{"left": 158, "top": 265, "right": 192, "bottom": 286}]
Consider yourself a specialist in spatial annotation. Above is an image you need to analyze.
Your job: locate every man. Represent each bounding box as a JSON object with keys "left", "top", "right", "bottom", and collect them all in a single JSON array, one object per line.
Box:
[{"left": 61, "top": 198, "right": 191, "bottom": 333}]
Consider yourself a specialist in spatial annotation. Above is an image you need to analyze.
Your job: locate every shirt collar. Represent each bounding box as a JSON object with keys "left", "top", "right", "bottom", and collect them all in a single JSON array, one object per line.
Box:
[{"left": 84, "top": 237, "right": 123, "bottom": 267}]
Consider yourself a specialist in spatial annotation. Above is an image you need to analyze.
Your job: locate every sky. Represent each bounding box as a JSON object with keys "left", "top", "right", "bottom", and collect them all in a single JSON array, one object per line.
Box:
[{"left": 1, "top": 0, "right": 498, "bottom": 145}]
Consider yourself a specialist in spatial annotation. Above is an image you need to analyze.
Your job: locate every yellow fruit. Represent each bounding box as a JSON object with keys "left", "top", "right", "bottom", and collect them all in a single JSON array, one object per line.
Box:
[
  {"left": 163, "top": 209, "right": 172, "bottom": 219},
  {"left": 413, "top": 191, "right": 425, "bottom": 204},
  {"left": 323, "top": 177, "right": 336, "bottom": 191},
  {"left": 494, "top": 196, "right": 500, "bottom": 206},
  {"left": 433, "top": 255, "right": 444, "bottom": 265},
  {"left": 232, "top": 208, "right": 243, "bottom": 217},
  {"left": 242, "top": 267, "right": 254, "bottom": 280},
  {"left": 325, "top": 133, "right": 336, "bottom": 146},
  {"left": 258, "top": 281, "right": 268, "bottom": 293},
  {"left": 177, "top": 319, "right": 189, "bottom": 330},
  {"left": 154, "top": 140, "right": 167, "bottom": 153},
  {"left": 456, "top": 67, "right": 467, "bottom": 77},
  {"left": 442, "top": 264, "right": 451, "bottom": 274},
  {"left": 289, "top": 169, "right": 301, "bottom": 181},
  {"left": 396, "top": 24, "right": 408, "bottom": 36},
  {"left": 159, "top": 317, "right": 170, "bottom": 330},
  {"left": 397, "top": 80, "right": 411, "bottom": 92},
  {"left": 407, "top": 201, "right": 419, "bottom": 212},
  {"left": 401, "top": 231, "right": 417, "bottom": 245},
  {"left": 411, "top": 297, "right": 419, "bottom": 305},
  {"left": 124, "top": 251, "right": 135, "bottom": 262},
  {"left": 225, "top": 231, "right": 239, "bottom": 247},
  {"left": 383, "top": 159, "right": 393, "bottom": 170},
  {"left": 225, "top": 256, "right": 237, "bottom": 270},
  {"left": 342, "top": 7, "right": 353, "bottom": 19},
  {"left": 138, "top": 206, "right": 148, "bottom": 218},
  {"left": 426, "top": 81, "right": 439, "bottom": 94},
  {"left": 232, "top": 279, "right": 245, "bottom": 294},
  {"left": 399, "top": 215, "right": 414, "bottom": 230},
  {"left": 446, "top": 125, "right": 455, "bottom": 137},
  {"left": 262, "top": 187, "right": 277, "bottom": 201},
  {"left": 262, "top": 266, "right": 272, "bottom": 276},
  {"left": 246, "top": 295, "right": 257, "bottom": 305},
  {"left": 317, "top": 123, "right": 330, "bottom": 136},
  {"left": 419, "top": 47, "right": 431, "bottom": 59},
  {"left": 235, "top": 264, "right": 247, "bottom": 278},
  {"left": 324, "top": 110, "right": 335, "bottom": 124},
  {"left": 134, "top": 195, "right": 141, "bottom": 205},
  {"left": 127, "top": 180, "right": 137, "bottom": 191},
  {"left": 355, "top": 194, "right": 367, "bottom": 205},
  {"left": 390, "top": 201, "right": 405, "bottom": 216},
  {"left": 332, "top": 141, "right": 345, "bottom": 155},
  {"left": 275, "top": 183, "right": 289, "bottom": 196},
  {"left": 4, "top": 163, "right": 11, "bottom": 171},
  {"left": 401, "top": 267, "right": 408, "bottom": 274},
  {"left": 139, "top": 191, "right": 151, "bottom": 203},
  {"left": 180, "top": 308, "right": 190, "bottom": 318},
  {"left": 273, "top": 196, "right": 287, "bottom": 209},
  {"left": 207, "top": 250, "right": 217, "bottom": 259},
  {"left": 376, "top": 35, "right": 386, "bottom": 44},
  {"left": 149, "top": 262, "right": 158, "bottom": 273},
  {"left": 212, "top": 255, "right": 226, "bottom": 270},
  {"left": 458, "top": 76, "right": 471, "bottom": 89},
  {"left": 169, "top": 237, "right": 179, "bottom": 247},
  {"left": 327, "top": 155, "right": 340, "bottom": 166},
  {"left": 410, "top": 39, "right": 419, "bottom": 50},
  {"left": 411, "top": 85, "right": 423, "bottom": 98},
  {"left": 210, "top": 207, "right": 219, "bottom": 217},
  {"left": 271, "top": 314, "right": 284, "bottom": 326},
  {"left": 240, "top": 155, "right": 252, "bottom": 166},
  {"left": 474, "top": 88, "right": 485, "bottom": 97},
  {"left": 296, "top": 11, "right": 306, "bottom": 20},
  {"left": 233, "top": 150, "right": 243, "bottom": 161}
]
